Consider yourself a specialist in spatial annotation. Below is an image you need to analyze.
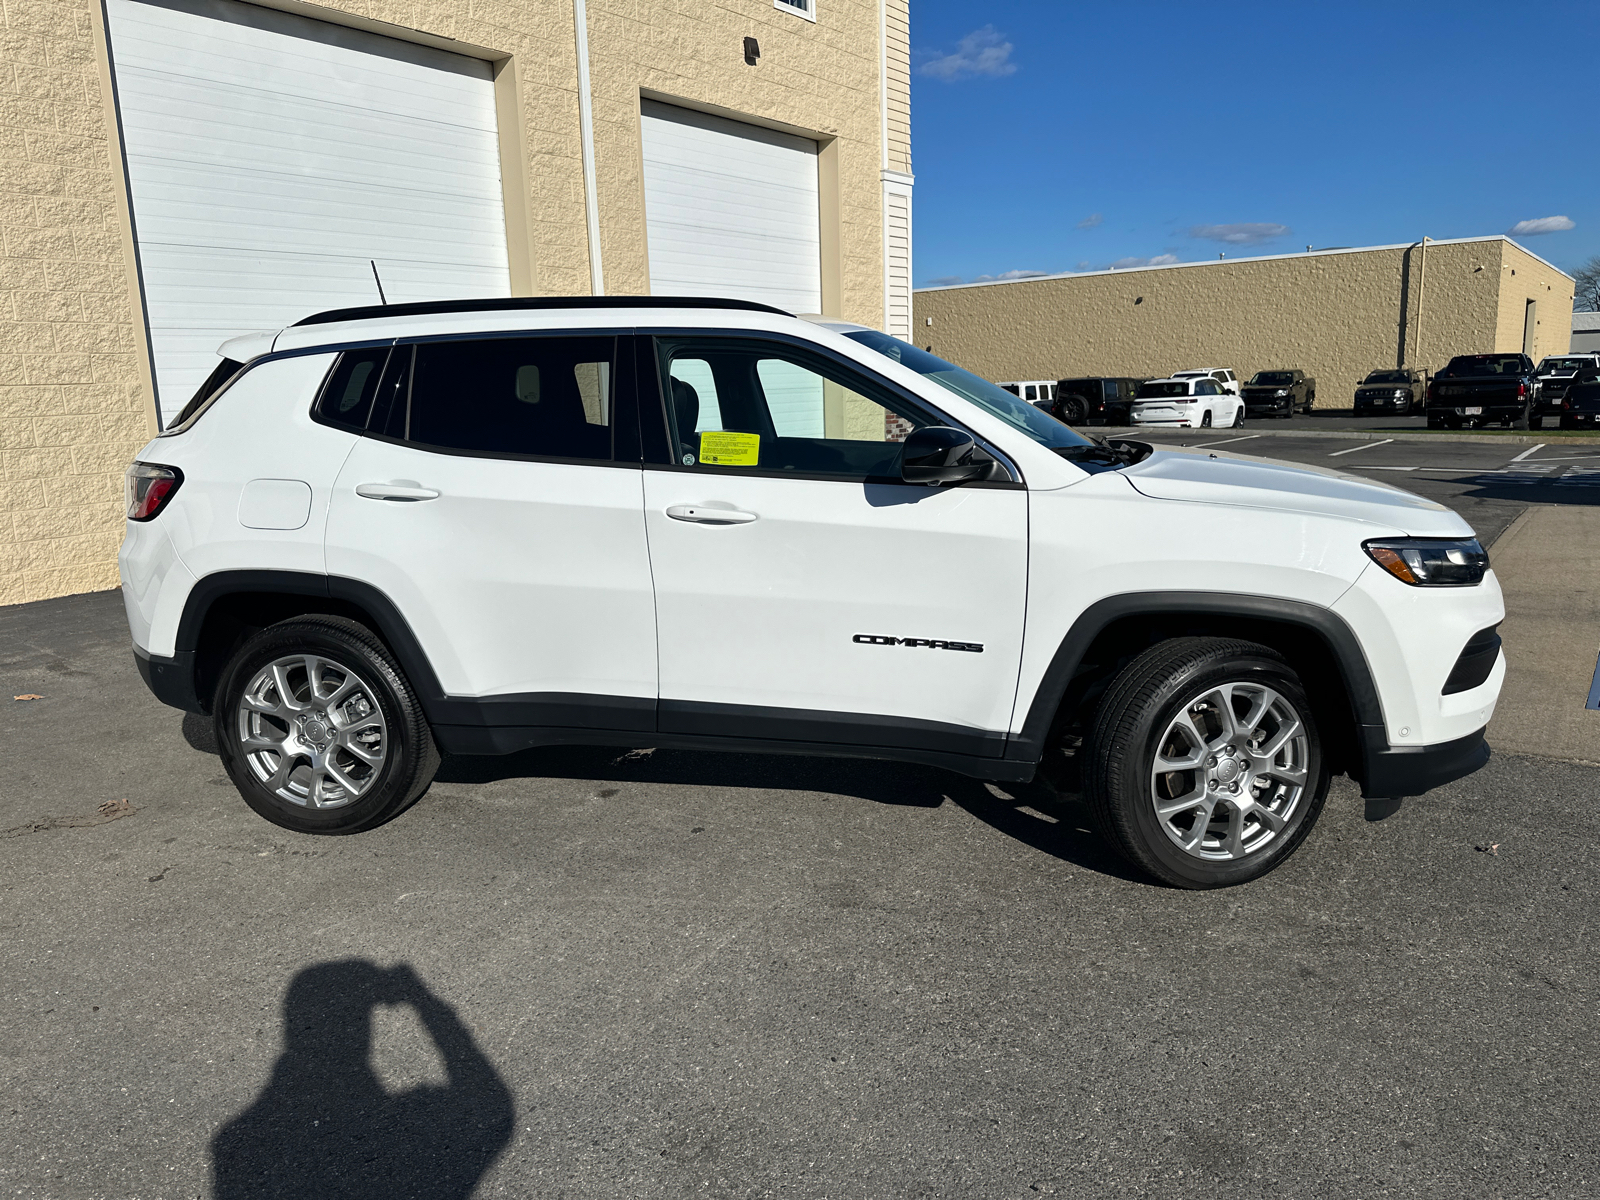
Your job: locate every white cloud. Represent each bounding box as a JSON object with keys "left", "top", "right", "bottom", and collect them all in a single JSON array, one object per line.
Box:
[
  {"left": 1188, "top": 222, "right": 1290, "bottom": 246},
  {"left": 921, "top": 275, "right": 964, "bottom": 288},
  {"left": 1508, "top": 215, "right": 1575, "bottom": 236},
  {"left": 1109, "top": 254, "right": 1179, "bottom": 270},
  {"left": 919, "top": 26, "right": 1018, "bottom": 81},
  {"left": 973, "top": 268, "right": 1049, "bottom": 283},
  {"left": 1077, "top": 213, "right": 1104, "bottom": 230},
  {"left": 1075, "top": 260, "right": 1092, "bottom": 270}
]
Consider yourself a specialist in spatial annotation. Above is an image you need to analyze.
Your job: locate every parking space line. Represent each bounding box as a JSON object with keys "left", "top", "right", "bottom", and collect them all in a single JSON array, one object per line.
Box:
[
  {"left": 1196, "top": 434, "right": 1262, "bottom": 447},
  {"left": 1328, "top": 439, "right": 1393, "bottom": 457},
  {"left": 1511, "top": 444, "right": 1546, "bottom": 462},
  {"left": 1347, "top": 465, "right": 1417, "bottom": 471}
]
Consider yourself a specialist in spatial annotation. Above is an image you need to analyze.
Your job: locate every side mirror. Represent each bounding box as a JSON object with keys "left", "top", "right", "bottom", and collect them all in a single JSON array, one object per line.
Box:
[{"left": 901, "top": 426, "right": 993, "bottom": 485}]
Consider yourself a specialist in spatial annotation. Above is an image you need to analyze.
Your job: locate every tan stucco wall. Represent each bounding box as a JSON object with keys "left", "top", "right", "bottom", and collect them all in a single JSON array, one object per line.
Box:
[
  {"left": 1, "top": 0, "right": 150, "bottom": 607},
  {"left": 1, "top": 0, "right": 903, "bottom": 606},
  {"left": 913, "top": 237, "right": 1575, "bottom": 407}
]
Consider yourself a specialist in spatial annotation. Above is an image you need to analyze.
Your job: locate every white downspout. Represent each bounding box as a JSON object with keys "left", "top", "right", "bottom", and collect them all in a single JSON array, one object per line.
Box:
[{"left": 573, "top": 0, "right": 604, "bottom": 295}]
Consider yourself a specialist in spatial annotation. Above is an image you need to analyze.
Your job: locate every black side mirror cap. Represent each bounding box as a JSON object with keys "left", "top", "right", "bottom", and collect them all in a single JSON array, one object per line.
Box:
[{"left": 901, "top": 425, "right": 994, "bottom": 485}]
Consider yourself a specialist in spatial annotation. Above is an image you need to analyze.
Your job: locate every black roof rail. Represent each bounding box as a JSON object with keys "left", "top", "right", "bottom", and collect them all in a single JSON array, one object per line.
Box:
[{"left": 292, "top": 295, "right": 793, "bottom": 327}]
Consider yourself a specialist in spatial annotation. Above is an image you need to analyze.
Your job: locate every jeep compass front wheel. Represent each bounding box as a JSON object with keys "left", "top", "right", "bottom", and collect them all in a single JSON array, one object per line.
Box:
[
  {"left": 214, "top": 616, "right": 439, "bottom": 834},
  {"left": 1085, "top": 637, "right": 1330, "bottom": 888}
]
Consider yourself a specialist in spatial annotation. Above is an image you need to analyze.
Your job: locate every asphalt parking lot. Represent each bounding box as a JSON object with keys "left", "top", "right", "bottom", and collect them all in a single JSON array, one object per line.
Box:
[{"left": 4, "top": 436, "right": 1599, "bottom": 1199}]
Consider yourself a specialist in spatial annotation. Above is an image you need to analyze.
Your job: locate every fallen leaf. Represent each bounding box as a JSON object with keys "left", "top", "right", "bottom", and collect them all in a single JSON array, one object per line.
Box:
[{"left": 13, "top": 694, "right": 43, "bottom": 701}]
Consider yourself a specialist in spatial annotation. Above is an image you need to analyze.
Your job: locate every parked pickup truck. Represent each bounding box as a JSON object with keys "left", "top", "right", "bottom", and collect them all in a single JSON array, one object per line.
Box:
[
  {"left": 1534, "top": 355, "right": 1600, "bottom": 420},
  {"left": 1426, "top": 354, "right": 1541, "bottom": 429},
  {"left": 1240, "top": 370, "right": 1315, "bottom": 417}
]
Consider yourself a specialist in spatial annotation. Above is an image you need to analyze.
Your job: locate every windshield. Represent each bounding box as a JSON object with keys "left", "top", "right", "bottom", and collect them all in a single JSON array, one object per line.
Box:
[
  {"left": 1249, "top": 372, "right": 1295, "bottom": 385},
  {"left": 1539, "top": 357, "right": 1591, "bottom": 375},
  {"left": 1439, "top": 355, "right": 1524, "bottom": 377},
  {"left": 1364, "top": 371, "right": 1410, "bottom": 384},
  {"left": 1137, "top": 381, "right": 1191, "bottom": 398},
  {"left": 843, "top": 330, "right": 1091, "bottom": 449}
]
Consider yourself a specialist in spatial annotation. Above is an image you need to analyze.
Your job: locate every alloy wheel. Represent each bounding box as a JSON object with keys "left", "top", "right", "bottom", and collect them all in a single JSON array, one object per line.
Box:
[
  {"left": 235, "top": 654, "right": 389, "bottom": 809},
  {"left": 1149, "top": 681, "right": 1309, "bottom": 860}
]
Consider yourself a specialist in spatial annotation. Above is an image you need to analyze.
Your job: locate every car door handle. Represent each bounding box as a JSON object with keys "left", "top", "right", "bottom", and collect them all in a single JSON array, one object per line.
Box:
[
  {"left": 355, "top": 482, "right": 440, "bottom": 502},
  {"left": 665, "top": 504, "right": 758, "bottom": 524}
]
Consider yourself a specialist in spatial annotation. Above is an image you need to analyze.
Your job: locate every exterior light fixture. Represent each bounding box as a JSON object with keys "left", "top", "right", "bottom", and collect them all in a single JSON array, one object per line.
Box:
[{"left": 743, "top": 37, "right": 760, "bottom": 65}]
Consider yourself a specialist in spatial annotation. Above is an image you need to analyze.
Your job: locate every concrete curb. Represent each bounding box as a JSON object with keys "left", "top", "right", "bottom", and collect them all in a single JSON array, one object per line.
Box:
[{"left": 1094, "top": 425, "right": 1598, "bottom": 448}]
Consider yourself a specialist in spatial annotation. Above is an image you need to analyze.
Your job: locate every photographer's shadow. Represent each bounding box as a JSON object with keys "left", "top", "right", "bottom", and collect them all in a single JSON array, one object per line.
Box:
[{"left": 212, "top": 960, "right": 514, "bottom": 1199}]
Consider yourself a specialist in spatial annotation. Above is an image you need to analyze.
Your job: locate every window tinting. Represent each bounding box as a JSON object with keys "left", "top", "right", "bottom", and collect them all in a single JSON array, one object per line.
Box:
[
  {"left": 316, "top": 347, "right": 391, "bottom": 433},
  {"left": 405, "top": 336, "right": 615, "bottom": 460}
]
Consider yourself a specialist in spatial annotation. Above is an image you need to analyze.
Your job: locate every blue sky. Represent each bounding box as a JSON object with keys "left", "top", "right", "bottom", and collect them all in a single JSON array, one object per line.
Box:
[{"left": 912, "top": 1, "right": 1599, "bottom": 287}]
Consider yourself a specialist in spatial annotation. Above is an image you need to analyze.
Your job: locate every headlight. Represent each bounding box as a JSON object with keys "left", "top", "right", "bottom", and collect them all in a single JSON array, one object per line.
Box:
[
  {"left": 1392, "top": 390, "right": 1408, "bottom": 398},
  {"left": 1363, "top": 537, "right": 1488, "bottom": 587},
  {"left": 1273, "top": 389, "right": 1289, "bottom": 397}
]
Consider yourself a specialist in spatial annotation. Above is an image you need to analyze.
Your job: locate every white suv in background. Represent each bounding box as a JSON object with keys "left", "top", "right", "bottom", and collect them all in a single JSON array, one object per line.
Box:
[
  {"left": 120, "top": 298, "right": 1505, "bottom": 888},
  {"left": 1172, "top": 368, "right": 1240, "bottom": 395},
  {"left": 1131, "top": 376, "right": 1245, "bottom": 429}
]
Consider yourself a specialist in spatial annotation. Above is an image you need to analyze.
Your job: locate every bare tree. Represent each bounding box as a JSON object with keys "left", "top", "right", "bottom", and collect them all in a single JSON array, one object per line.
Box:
[{"left": 1574, "top": 255, "right": 1600, "bottom": 312}]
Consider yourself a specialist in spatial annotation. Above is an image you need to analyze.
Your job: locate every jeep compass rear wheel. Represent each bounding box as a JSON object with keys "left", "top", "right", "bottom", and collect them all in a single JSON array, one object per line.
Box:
[
  {"left": 1085, "top": 637, "right": 1330, "bottom": 888},
  {"left": 214, "top": 617, "right": 439, "bottom": 834}
]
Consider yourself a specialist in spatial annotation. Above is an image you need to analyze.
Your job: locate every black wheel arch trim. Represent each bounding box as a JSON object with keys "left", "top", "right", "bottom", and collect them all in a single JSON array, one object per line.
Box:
[{"left": 1007, "top": 591, "right": 1386, "bottom": 765}]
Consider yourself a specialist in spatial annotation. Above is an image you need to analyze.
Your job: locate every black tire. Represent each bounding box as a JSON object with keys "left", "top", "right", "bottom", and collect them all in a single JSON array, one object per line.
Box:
[
  {"left": 1061, "top": 395, "right": 1088, "bottom": 424},
  {"left": 1200, "top": 411, "right": 1213, "bottom": 428},
  {"left": 1083, "top": 637, "right": 1331, "bottom": 889},
  {"left": 1231, "top": 405, "right": 1245, "bottom": 428},
  {"left": 213, "top": 616, "right": 439, "bottom": 834}
]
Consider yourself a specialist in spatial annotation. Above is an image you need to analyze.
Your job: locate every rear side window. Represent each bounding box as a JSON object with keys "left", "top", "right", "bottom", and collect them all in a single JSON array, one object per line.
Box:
[
  {"left": 402, "top": 336, "right": 616, "bottom": 461},
  {"left": 165, "top": 356, "right": 243, "bottom": 432},
  {"left": 316, "top": 347, "right": 391, "bottom": 433}
]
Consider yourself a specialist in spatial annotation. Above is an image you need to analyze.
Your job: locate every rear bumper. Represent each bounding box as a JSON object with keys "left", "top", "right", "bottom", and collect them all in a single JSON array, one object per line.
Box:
[
  {"left": 134, "top": 645, "right": 204, "bottom": 714},
  {"left": 1357, "top": 725, "right": 1489, "bottom": 798}
]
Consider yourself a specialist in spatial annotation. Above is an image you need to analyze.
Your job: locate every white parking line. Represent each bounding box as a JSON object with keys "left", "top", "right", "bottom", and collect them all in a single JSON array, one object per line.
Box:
[
  {"left": 1194, "top": 434, "right": 1262, "bottom": 447},
  {"left": 1510, "top": 444, "right": 1546, "bottom": 462},
  {"left": 1328, "top": 439, "right": 1394, "bottom": 457},
  {"left": 1347, "top": 465, "right": 1417, "bottom": 471}
]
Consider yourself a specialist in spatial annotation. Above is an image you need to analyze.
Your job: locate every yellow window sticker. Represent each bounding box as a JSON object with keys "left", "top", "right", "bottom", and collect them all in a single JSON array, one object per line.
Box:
[{"left": 699, "top": 430, "right": 760, "bottom": 466}]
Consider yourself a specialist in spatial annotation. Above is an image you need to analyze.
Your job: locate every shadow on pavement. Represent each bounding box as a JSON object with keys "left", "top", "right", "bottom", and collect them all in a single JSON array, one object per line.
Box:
[
  {"left": 211, "top": 961, "right": 514, "bottom": 1200},
  {"left": 437, "top": 744, "right": 1148, "bottom": 881}
]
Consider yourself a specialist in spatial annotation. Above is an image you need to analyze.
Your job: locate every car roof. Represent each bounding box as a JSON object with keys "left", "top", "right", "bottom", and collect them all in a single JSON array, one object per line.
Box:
[{"left": 263, "top": 296, "right": 821, "bottom": 357}]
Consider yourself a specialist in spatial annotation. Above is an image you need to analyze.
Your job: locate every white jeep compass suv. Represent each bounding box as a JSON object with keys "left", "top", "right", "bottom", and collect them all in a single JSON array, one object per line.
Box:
[{"left": 120, "top": 298, "right": 1505, "bottom": 888}]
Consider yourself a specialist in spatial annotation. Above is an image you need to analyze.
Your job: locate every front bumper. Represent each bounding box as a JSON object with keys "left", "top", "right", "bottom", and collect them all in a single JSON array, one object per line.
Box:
[{"left": 1358, "top": 725, "right": 1489, "bottom": 798}]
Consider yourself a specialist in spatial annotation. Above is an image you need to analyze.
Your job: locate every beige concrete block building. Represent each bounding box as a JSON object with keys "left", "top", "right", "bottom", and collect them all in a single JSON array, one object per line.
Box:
[
  {"left": 914, "top": 236, "right": 1573, "bottom": 407},
  {"left": 0, "top": 0, "right": 915, "bottom": 606}
]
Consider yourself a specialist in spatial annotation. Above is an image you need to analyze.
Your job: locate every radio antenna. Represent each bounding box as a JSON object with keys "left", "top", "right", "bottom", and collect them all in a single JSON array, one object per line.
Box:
[{"left": 370, "top": 260, "right": 388, "bottom": 305}]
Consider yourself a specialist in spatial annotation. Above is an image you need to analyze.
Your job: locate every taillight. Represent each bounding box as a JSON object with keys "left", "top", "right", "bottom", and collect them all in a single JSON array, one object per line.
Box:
[
  {"left": 1517, "top": 382, "right": 1527, "bottom": 398},
  {"left": 125, "top": 462, "right": 183, "bottom": 521},
  {"left": 1564, "top": 397, "right": 1573, "bottom": 410},
  {"left": 1426, "top": 382, "right": 1437, "bottom": 401}
]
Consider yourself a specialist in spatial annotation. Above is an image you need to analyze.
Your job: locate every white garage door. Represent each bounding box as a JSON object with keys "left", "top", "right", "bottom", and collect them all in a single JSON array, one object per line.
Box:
[
  {"left": 640, "top": 100, "right": 821, "bottom": 315},
  {"left": 106, "top": 0, "right": 511, "bottom": 424}
]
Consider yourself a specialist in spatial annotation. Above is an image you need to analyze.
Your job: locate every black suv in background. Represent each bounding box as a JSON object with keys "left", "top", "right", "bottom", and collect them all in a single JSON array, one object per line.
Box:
[
  {"left": 1426, "top": 354, "right": 1540, "bottom": 429},
  {"left": 1054, "top": 377, "right": 1144, "bottom": 425},
  {"left": 1240, "top": 370, "right": 1315, "bottom": 417},
  {"left": 1353, "top": 369, "right": 1425, "bottom": 416}
]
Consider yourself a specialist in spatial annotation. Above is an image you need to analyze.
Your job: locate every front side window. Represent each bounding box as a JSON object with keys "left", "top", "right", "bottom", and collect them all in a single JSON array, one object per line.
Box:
[
  {"left": 396, "top": 336, "right": 616, "bottom": 461},
  {"left": 843, "top": 330, "right": 1092, "bottom": 449},
  {"left": 656, "top": 338, "right": 934, "bottom": 480}
]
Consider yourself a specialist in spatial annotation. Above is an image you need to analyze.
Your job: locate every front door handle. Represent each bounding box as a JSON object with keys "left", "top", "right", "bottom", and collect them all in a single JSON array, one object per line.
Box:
[
  {"left": 355, "top": 482, "right": 440, "bottom": 502},
  {"left": 665, "top": 504, "right": 758, "bottom": 525}
]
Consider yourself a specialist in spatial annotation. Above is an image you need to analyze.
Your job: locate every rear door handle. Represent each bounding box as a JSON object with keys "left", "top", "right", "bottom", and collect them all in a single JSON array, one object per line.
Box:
[
  {"left": 355, "top": 482, "right": 440, "bottom": 502},
  {"left": 665, "top": 504, "right": 758, "bottom": 524}
]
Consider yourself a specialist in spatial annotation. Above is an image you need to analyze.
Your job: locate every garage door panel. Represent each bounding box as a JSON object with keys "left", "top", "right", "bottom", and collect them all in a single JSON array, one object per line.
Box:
[
  {"left": 107, "top": 0, "right": 511, "bottom": 424},
  {"left": 641, "top": 100, "right": 821, "bottom": 313}
]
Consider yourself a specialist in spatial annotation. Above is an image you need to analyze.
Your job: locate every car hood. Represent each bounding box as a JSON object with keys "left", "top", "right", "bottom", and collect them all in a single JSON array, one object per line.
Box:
[{"left": 1119, "top": 449, "right": 1469, "bottom": 535}]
